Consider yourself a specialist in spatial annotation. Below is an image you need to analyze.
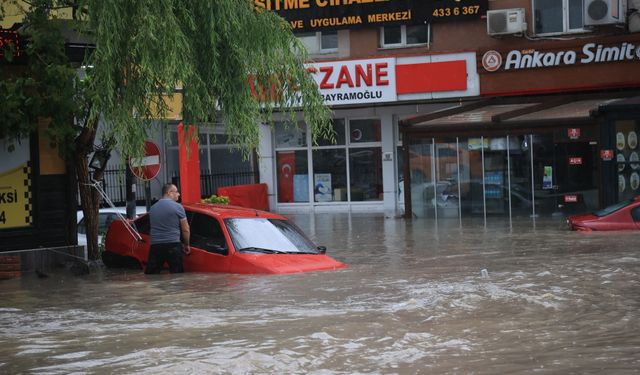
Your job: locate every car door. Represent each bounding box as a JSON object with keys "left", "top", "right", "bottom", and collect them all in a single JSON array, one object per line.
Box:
[
  {"left": 184, "top": 211, "right": 231, "bottom": 273},
  {"left": 130, "top": 214, "right": 152, "bottom": 263},
  {"left": 632, "top": 205, "right": 640, "bottom": 230}
]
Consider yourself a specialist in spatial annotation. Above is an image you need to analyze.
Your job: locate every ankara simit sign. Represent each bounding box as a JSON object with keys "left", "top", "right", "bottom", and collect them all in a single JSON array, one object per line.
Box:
[
  {"left": 256, "top": 0, "right": 487, "bottom": 32},
  {"left": 129, "top": 140, "right": 162, "bottom": 181}
]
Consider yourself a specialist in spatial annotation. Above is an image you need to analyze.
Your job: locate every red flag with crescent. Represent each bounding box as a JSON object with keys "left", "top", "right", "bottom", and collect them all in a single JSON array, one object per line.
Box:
[{"left": 277, "top": 152, "right": 295, "bottom": 202}]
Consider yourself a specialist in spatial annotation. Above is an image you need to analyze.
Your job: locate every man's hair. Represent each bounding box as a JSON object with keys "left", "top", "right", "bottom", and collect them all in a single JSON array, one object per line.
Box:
[{"left": 162, "top": 183, "right": 175, "bottom": 196}]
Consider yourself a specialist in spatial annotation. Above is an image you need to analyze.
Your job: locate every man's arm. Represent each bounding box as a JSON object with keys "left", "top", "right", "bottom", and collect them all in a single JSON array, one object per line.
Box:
[{"left": 180, "top": 218, "right": 190, "bottom": 254}]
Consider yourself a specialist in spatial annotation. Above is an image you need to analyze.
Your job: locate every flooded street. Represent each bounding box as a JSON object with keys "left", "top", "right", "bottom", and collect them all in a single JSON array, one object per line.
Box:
[{"left": 1, "top": 214, "right": 639, "bottom": 374}]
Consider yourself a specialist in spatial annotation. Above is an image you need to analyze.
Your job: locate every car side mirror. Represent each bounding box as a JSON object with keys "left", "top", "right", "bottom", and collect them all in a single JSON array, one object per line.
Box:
[{"left": 317, "top": 246, "right": 326, "bottom": 254}]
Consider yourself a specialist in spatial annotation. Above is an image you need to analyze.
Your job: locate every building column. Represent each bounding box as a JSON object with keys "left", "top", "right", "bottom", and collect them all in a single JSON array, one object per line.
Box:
[
  {"left": 258, "top": 123, "right": 276, "bottom": 210},
  {"left": 379, "top": 110, "right": 399, "bottom": 217}
]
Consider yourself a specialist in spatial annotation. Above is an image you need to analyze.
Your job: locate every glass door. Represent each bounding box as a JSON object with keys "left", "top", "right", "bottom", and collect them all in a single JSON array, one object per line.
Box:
[
  {"left": 409, "top": 140, "right": 435, "bottom": 218},
  {"left": 434, "top": 139, "right": 461, "bottom": 222}
]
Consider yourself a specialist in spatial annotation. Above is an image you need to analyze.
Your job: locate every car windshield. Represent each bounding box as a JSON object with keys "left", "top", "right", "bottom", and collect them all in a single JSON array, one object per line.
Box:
[
  {"left": 224, "top": 218, "right": 318, "bottom": 254},
  {"left": 593, "top": 199, "right": 633, "bottom": 217}
]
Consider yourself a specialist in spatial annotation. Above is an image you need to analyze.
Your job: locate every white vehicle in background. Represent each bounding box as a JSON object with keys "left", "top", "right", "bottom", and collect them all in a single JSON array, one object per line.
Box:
[{"left": 77, "top": 206, "right": 147, "bottom": 248}]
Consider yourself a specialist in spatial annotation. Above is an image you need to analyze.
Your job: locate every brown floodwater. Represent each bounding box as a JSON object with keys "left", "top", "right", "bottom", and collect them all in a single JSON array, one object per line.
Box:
[{"left": 1, "top": 213, "right": 639, "bottom": 374}]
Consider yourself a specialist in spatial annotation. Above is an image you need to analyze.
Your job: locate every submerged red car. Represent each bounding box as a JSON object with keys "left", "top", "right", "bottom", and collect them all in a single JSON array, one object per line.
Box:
[
  {"left": 103, "top": 203, "right": 347, "bottom": 274},
  {"left": 567, "top": 196, "right": 640, "bottom": 231}
]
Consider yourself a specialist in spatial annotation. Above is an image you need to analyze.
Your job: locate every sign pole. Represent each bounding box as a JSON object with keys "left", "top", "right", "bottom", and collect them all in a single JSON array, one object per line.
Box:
[
  {"left": 145, "top": 180, "right": 151, "bottom": 212},
  {"left": 125, "top": 161, "right": 136, "bottom": 219}
]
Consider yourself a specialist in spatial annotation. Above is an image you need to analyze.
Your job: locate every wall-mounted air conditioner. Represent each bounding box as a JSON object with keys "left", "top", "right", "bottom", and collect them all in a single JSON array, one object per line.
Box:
[
  {"left": 584, "top": 0, "right": 627, "bottom": 26},
  {"left": 487, "top": 8, "right": 527, "bottom": 36}
]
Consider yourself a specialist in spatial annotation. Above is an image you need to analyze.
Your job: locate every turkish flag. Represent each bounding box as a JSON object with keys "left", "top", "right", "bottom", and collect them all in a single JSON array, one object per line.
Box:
[{"left": 277, "top": 152, "right": 295, "bottom": 203}]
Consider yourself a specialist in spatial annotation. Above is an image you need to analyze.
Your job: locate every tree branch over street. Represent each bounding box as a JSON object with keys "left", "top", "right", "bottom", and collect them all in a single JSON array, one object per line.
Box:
[{"left": 1, "top": 0, "right": 332, "bottom": 262}]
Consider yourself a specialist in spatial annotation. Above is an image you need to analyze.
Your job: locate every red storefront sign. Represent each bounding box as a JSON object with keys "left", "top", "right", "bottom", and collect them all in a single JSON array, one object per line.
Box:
[
  {"left": 600, "top": 149, "right": 614, "bottom": 161},
  {"left": 569, "top": 157, "right": 583, "bottom": 165},
  {"left": 305, "top": 53, "right": 477, "bottom": 106},
  {"left": 0, "top": 30, "right": 21, "bottom": 59},
  {"left": 564, "top": 195, "right": 579, "bottom": 203},
  {"left": 568, "top": 128, "right": 581, "bottom": 139}
]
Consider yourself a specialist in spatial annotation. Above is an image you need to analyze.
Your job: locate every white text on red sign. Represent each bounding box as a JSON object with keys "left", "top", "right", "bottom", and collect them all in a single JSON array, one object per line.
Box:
[{"left": 564, "top": 195, "right": 579, "bottom": 203}]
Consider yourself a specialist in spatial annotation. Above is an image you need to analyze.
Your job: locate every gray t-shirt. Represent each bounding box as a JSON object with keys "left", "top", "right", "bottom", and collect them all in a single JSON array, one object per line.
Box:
[{"left": 149, "top": 198, "right": 187, "bottom": 245}]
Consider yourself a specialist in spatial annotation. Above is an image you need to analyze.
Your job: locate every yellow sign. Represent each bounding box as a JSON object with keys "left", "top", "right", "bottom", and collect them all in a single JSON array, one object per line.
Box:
[{"left": 0, "top": 163, "right": 32, "bottom": 229}]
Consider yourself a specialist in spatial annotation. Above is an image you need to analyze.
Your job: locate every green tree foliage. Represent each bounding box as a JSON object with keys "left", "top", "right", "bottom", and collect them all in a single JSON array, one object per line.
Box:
[
  {"left": 0, "top": 0, "right": 80, "bottom": 146},
  {"left": 85, "top": 0, "right": 332, "bottom": 161},
  {"left": 1, "top": 0, "right": 332, "bottom": 261}
]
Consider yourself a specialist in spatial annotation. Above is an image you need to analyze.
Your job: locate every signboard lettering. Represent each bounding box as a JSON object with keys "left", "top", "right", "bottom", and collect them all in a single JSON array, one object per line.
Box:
[
  {"left": 256, "top": 0, "right": 487, "bottom": 32},
  {"left": 564, "top": 195, "right": 579, "bottom": 203},
  {"left": 0, "top": 163, "right": 32, "bottom": 229},
  {"left": 307, "top": 57, "right": 396, "bottom": 105},
  {"left": 569, "top": 157, "right": 583, "bottom": 165},
  {"left": 482, "top": 41, "right": 640, "bottom": 72}
]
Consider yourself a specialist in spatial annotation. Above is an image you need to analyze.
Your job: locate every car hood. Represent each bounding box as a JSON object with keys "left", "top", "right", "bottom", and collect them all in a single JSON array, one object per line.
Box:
[
  {"left": 568, "top": 213, "right": 598, "bottom": 223},
  {"left": 230, "top": 253, "right": 347, "bottom": 274}
]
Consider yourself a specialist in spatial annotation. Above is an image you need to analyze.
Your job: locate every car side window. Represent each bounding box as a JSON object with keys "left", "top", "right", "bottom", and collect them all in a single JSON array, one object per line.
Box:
[
  {"left": 135, "top": 214, "right": 150, "bottom": 235},
  {"left": 632, "top": 206, "right": 640, "bottom": 222},
  {"left": 190, "top": 213, "right": 228, "bottom": 255}
]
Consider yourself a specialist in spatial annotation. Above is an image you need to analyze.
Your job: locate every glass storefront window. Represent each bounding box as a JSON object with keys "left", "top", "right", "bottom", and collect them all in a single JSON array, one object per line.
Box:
[
  {"left": 312, "top": 149, "right": 347, "bottom": 202},
  {"left": 210, "top": 148, "right": 248, "bottom": 170},
  {"left": 209, "top": 133, "right": 229, "bottom": 145},
  {"left": 277, "top": 150, "right": 309, "bottom": 203},
  {"left": 616, "top": 120, "right": 640, "bottom": 200},
  {"left": 459, "top": 137, "right": 485, "bottom": 218},
  {"left": 409, "top": 141, "right": 435, "bottom": 218},
  {"left": 167, "top": 128, "right": 253, "bottom": 185},
  {"left": 508, "top": 135, "right": 535, "bottom": 218},
  {"left": 317, "top": 118, "right": 346, "bottom": 146},
  {"left": 349, "top": 119, "right": 381, "bottom": 143},
  {"left": 275, "top": 117, "right": 383, "bottom": 205},
  {"left": 275, "top": 121, "right": 307, "bottom": 148},
  {"left": 349, "top": 147, "right": 382, "bottom": 201}
]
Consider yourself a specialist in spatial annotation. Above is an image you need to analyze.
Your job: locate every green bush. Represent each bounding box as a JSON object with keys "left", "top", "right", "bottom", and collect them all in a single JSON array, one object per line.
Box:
[{"left": 202, "top": 195, "right": 230, "bottom": 205}]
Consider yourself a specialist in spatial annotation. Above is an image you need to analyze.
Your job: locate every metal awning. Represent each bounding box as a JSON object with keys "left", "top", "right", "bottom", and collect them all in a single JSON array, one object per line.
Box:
[{"left": 400, "top": 92, "right": 640, "bottom": 134}]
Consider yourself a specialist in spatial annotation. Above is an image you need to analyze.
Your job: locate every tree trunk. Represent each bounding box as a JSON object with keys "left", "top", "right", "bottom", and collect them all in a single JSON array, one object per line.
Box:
[{"left": 75, "top": 121, "right": 101, "bottom": 261}]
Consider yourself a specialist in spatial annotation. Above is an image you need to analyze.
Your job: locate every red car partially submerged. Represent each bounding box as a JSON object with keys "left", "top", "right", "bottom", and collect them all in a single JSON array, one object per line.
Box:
[
  {"left": 567, "top": 196, "right": 640, "bottom": 231},
  {"left": 104, "top": 203, "right": 346, "bottom": 274}
]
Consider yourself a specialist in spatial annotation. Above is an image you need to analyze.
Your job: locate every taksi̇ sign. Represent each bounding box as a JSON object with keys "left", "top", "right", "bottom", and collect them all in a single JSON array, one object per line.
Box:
[
  {"left": 482, "top": 41, "right": 640, "bottom": 72},
  {"left": 307, "top": 57, "right": 397, "bottom": 105},
  {"left": 0, "top": 163, "right": 32, "bottom": 229}
]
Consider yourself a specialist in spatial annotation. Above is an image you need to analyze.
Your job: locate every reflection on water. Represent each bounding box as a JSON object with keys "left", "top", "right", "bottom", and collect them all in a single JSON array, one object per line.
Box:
[{"left": 1, "top": 214, "right": 639, "bottom": 374}]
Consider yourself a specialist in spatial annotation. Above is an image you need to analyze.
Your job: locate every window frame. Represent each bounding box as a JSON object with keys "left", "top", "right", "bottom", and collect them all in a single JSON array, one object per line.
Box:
[
  {"left": 167, "top": 126, "right": 253, "bottom": 173},
  {"left": 533, "top": 0, "right": 587, "bottom": 36},
  {"left": 379, "top": 24, "right": 430, "bottom": 49},
  {"left": 295, "top": 30, "right": 338, "bottom": 54}
]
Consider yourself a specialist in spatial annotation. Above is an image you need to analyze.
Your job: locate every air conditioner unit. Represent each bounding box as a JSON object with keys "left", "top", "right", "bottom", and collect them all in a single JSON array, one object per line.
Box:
[
  {"left": 584, "top": 0, "right": 627, "bottom": 26},
  {"left": 487, "top": 8, "right": 527, "bottom": 36}
]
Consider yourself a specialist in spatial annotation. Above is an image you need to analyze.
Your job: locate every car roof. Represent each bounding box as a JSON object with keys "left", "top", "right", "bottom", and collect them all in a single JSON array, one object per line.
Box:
[
  {"left": 77, "top": 206, "right": 147, "bottom": 221},
  {"left": 183, "top": 203, "right": 285, "bottom": 220}
]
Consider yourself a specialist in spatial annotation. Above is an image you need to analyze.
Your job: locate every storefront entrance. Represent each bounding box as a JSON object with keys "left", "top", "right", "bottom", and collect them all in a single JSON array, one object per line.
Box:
[{"left": 408, "top": 130, "right": 599, "bottom": 224}]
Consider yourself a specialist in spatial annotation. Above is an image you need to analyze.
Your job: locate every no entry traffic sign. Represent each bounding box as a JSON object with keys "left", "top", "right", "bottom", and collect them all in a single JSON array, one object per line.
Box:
[{"left": 129, "top": 140, "right": 161, "bottom": 181}]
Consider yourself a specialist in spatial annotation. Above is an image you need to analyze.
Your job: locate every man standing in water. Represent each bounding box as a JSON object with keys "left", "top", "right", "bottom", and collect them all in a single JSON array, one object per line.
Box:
[{"left": 145, "top": 183, "right": 191, "bottom": 274}]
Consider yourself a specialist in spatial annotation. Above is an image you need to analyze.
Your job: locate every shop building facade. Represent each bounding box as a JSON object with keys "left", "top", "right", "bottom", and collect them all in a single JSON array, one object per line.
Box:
[{"left": 259, "top": 0, "right": 640, "bottom": 221}]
